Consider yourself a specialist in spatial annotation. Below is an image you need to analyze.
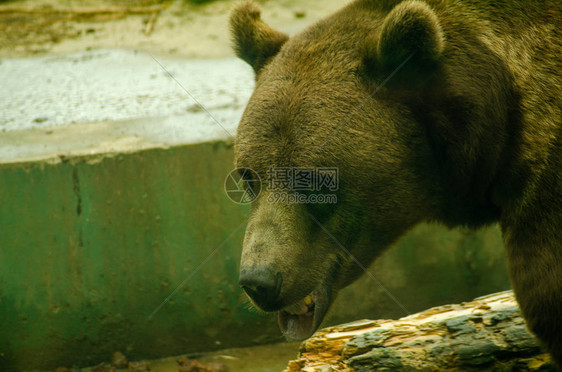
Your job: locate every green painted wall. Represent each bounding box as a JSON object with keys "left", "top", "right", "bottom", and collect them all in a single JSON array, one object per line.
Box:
[{"left": 0, "top": 142, "right": 511, "bottom": 370}]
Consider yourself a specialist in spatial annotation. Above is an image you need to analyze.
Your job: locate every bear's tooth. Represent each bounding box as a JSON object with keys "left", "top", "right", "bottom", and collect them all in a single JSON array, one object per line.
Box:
[{"left": 304, "top": 295, "right": 312, "bottom": 306}]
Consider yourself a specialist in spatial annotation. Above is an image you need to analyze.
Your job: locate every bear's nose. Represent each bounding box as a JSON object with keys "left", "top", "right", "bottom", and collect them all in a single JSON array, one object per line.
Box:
[{"left": 239, "top": 268, "right": 283, "bottom": 311}]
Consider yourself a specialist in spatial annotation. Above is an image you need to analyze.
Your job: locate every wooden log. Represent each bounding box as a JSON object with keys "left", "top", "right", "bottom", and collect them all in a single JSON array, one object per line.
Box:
[{"left": 285, "top": 290, "right": 556, "bottom": 371}]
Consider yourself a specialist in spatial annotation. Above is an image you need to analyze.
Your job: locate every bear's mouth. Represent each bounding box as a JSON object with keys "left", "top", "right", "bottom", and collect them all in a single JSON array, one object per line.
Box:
[{"left": 278, "top": 284, "right": 331, "bottom": 340}]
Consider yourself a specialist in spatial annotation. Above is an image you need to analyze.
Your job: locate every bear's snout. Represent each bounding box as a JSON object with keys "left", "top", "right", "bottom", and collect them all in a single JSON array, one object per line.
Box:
[{"left": 239, "top": 267, "right": 283, "bottom": 311}]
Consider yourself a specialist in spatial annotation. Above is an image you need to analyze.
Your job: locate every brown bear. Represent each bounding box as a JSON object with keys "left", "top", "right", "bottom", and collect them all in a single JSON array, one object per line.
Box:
[{"left": 230, "top": 0, "right": 562, "bottom": 365}]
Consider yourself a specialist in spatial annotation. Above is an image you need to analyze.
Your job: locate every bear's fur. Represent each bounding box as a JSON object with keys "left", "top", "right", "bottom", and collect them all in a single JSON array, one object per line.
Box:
[{"left": 230, "top": 0, "right": 561, "bottom": 365}]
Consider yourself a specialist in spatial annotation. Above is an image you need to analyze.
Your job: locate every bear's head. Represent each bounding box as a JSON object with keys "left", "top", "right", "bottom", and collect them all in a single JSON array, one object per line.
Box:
[{"left": 230, "top": 0, "right": 511, "bottom": 340}]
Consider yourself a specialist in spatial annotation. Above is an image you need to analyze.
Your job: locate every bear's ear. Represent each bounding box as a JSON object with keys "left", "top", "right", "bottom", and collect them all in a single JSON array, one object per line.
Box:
[
  {"left": 375, "top": 0, "right": 444, "bottom": 69},
  {"left": 230, "top": 1, "right": 289, "bottom": 73}
]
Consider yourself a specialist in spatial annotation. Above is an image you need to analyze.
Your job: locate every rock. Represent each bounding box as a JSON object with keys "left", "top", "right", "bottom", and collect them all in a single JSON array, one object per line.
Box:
[
  {"left": 176, "top": 356, "right": 227, "bottom": 372},
  {"left": 128, "top": 360, "right": 150, "bottom": 371},
  {"left": 92, "top": 362, "right": 114, "bottom": 372},
  {"left": 111, "top": 351, "right": 129, "bottom": 368}
]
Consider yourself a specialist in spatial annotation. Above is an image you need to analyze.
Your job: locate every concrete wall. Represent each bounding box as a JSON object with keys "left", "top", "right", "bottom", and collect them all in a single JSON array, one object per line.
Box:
[{"left": 0, "top": 141, "right": 511, "bottom": 370}]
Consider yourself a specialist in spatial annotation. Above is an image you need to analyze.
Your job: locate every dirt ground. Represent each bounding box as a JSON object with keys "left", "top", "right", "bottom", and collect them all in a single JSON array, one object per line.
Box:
[
  {"left": 0, "top": 0, "right": 350, "bottom": 58},
  {"left": 59, "top": 342, "right": 302, "bottom": 372}
]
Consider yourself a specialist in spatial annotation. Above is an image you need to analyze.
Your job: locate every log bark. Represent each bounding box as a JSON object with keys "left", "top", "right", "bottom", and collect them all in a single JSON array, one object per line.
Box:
[{"left": 285, "top": 291, "right": 555, "bottom": 371}]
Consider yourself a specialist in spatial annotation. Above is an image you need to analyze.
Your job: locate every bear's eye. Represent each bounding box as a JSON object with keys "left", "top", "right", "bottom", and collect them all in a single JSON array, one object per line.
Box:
[
  {"left": 300, "top": 190, "right": 338, "bottom": 223},
  {"left": 237, "top": 167, "right": 259, "bottom": 192},
  {"left": 237, "top": 167, "right": 254, "bottom": 180}
]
